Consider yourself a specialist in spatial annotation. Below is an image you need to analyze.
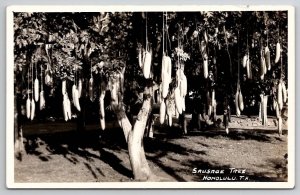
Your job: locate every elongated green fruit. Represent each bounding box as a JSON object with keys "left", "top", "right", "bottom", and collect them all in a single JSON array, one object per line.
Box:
[
  {"left": 278, "top": 116, "right": 282, "bottom": 135},
  {"left": 161, "top": 55, "right": 166, "bottom": 82},
  {"left": 203, "top": 59, "right": 208, "bottom": 79},
  {"left": 39, "top": 91, "right": 45, "bottom": 110},
  {"left": 162, "top": 71, "right": 169, "bottom": 98},
  {"left": 260, "top": 94, "right": 264, "bottom": 122},
  {"left": 74, "top": 88, "right": 81, "bottom": 111},
  {"left": 99, "top": 90, "right": 105, "bottom": 118},
  {"left": 100, "top": 118, "right": 105, "bottom": 131},
  {"left": 26, "top": 97, "right": 31, "bottom": 119},
  {"left": 275, "top": 101, "right": 280, "bottom": 119},
  {"left": 78, "top": 79, "right": 82, "bottom": 98},
  {"left": 235, "top": 91, "right": 240, "bottom": 116},
  {"left": 143, "top": 51, "right": 152, "bottom": 79},
  {"left": 168, "top": 113, "right": 172, "bottom": 127},
  {"left": 180, "top": 71, "right": 187, "bottom": 97},
  {"left": 212, "top": 89, "right": 216, "bottom": 107},
  {"left": 260, "top": 55, "right": 266, "bottom": 80},
  {"left": 182, "top": 96, "right": 186, "bottom": 112},
  {"left": 204, "top": 31, "right": 208, "bottom": 43},
  {"left": 89, "top": 78, "right": 94, "bottom": 102},
  {"left": 238, "top": 90, "right": 244, "bottom": 111},
  {"left": 174, "top": 87, "right": 182, "bottom": 114},
  {"left": 246, "top": 58, "right": 252, "bottom": 80},
  {"left": 99, "top": 90, "right": 106, "bottom": 131},
  {"left": 281, "top": 81, "right": 287, "bottom": 103},
  {"left": 242, "top": 54, "right": 248, "bottom": 68},
  {"left": 138, "top": 49, "right": 143, "bottom": 68},
  {"left": 30, "top": 98, "right": 35, "bottom": 120},
  {"left": 62, "top": 80, "right": 66, "bottom": 95},
  {"left": 72, "top": 84, "right": 76, "bottom": 105},
  {"left": 275, "top": 42, "right": 281, "bottom": 64},
  {"left": 159, "top": 100, "right": 166, "bottom": 124},
  {"left": 119, "top": 72, "right": 124, "bottom": 94},
  {"left": 165, "top": 56, "right": 172, "bottom": 83},
  {"left": 34, "top": 78, "right": 39, "bottom": 102},
  {"left": 265, "top": 46, "right": 271, "bottom": 71},
  {"left": 277, "top": 81, "right": 283, "bottom": 110},
  {"left": 45, "top": 72, "right": 51, "bottom": 86},
  {"left": 66, "top": 95, "right": 72, "bottom": 120},
  {"left": 263, "top": 95, "right": 268, "bottom": 126},
  {"left": 63, "top": 94, "right": 68, "bottom": 121}
]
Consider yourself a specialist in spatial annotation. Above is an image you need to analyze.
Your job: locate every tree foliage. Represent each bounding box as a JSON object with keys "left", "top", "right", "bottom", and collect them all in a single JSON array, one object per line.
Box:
[{"left": 14, "top": 11, "right": 288, "bottom": 116}]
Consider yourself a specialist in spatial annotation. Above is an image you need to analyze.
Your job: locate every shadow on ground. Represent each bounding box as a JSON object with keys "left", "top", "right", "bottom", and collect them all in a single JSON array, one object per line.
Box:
[{"left": 20, "top": 122, "right": 287, "bottom": 182}]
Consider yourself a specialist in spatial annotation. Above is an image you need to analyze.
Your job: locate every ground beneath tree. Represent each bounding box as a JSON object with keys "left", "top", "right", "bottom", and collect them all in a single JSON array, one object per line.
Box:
[{"left": 14, "top": 115, "right": 288, "bottom": 183}]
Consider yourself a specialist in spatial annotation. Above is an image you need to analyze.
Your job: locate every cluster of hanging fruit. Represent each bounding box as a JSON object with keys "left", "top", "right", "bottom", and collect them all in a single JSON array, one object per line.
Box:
[
  {"left": 242, "top": 37, "right": 281, "bottom": 81},
  {"left": 274, "top": 79, "right": 287, "bottom": 116},
  {"left": 201, "top": 28, "right": 218, "bottom": 119},
  {"left": 159, "top": 67, "right": 187, "bottom": 126},
  {"left": 259, "top": 44, "right": 271, "bottom": 80},
  {"left": 26, "top": 60, "right": 46, "bottom": 121}
]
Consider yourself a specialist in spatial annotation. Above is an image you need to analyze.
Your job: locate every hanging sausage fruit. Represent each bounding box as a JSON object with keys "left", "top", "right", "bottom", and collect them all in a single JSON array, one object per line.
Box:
[
  {"left": 72, "top": 65, "right": 81, "bottom": 112},
  {"left": 161, "top": 12, "right": 172, "bottom": 99},
  {"left": 203, "top": 55, "right": 209, "bottom": 79},
  {"left": 39, "top": 66, "right": 45, "bottom": 110},
  {"left": 63, "top": 93, "right": 72, "bottom": 121},
  {"left": 275, "top": 42, "right": 281, "bottom": 64},
  {"left": 138, "top": 47, "right": 144, "bottom": 69},
  {"left": 244, "top": 33, "right": 252, "bottom": 80},
  {"left": 63, "top": 93, "right": 68, "bottom": 121},
  {"left": 236, "top": 31, "right": 244, "bottom": 117},
  {"left": 99, "top": 80, "right": 106, "bottom": 130},
  {"left": 238, "top": 89, "right": 244, "bottom": 112},
  {"left": 26, "top": 67, "right": 31, "bottom": 119},
  {"left": 73, "top": 86, "right": 81, "bottom": 111},
  {"left": 260, "top": 47, "right": 267, "bottom": 80},
  {"left": 45, "top": 43, "right": 53, "bottom": 86},
  {"left": 30, "top": 61, "right": 35, "bottom": 120},
  {"left": 246, "top": 53, "right": 252, "bottom": 80},
  {"left": 34, "top": 62, "right": 39, "bottom": 102},
  {"left": 62, "top": 80, "right": 66, "bottom": 95},
  {"left": 143, "top": 47, "right": 152, "bottom": 79},
  {"left": 277, "top": 80, "right": 283, "bottom": 110},
  {"left": 281, "top": 80, "right": 287, "bottom": 103},
  {"left": 242, "top": 54, "right": 248, "bottom": 68},
  {"left": 263, "top": 95, "right": 268, "bottom": 126},
  {"left": 89, "top": 62, "right": 94, "bottom": 102},
  {"left": 235, "top": 90, "right": 241, "bottom": 117},
  {"left": 265, "top": 45, "right": 271, "bottom": 71},
  {"left": 142, "top": 13, "right": 152, "bottom": 79},
  {"left": 77, "top": 79, "right": 82, "bottom": 98},
  {"left": 159, "top": 99, "right": 166, "bottom": 124}
]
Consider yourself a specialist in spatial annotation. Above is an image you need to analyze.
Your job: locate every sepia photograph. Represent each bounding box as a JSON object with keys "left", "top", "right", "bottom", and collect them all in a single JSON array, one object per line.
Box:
[{"left": 6, "top": 5, "right": 295, "bottom": 188}]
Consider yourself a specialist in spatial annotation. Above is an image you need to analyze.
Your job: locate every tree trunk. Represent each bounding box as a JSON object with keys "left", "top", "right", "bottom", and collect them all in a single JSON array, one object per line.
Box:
[
  {"left": 109, "top": 72, "right": 157, "bottom": 180},
  {"left": 111, "top": 102, "right": 132, "bottom": 142},
  {"left": 145, "top": 112, "right": 154, "bottom": 138},
  {"left": 180, "top": 111, "right": 187, "bottom": 134},
  {"left": 128, "top": 96, "right": 153, "bottom": 180},
  {"left": 14, "top": 93, "right": 25, "bottom": 160}
]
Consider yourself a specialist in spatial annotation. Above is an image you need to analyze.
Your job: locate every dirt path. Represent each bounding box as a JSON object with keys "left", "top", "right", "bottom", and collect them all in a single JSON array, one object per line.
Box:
[{"left": 15, "top": 116, "right": 288, "bottom": 182}]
